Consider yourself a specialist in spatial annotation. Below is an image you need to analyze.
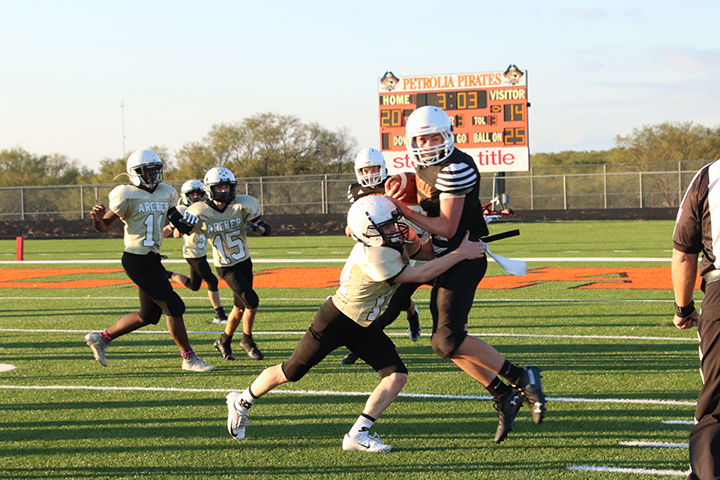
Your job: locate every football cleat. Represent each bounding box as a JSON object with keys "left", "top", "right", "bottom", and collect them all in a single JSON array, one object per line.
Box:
[
  {"left": 226, "top": 392, "right": 250, "bottom": 440},
  {"left": 407, "top": 305, "right": 421, "bottom": 342},
  {"left": 182, "top": 354, "right": 216, "bottom": 372},
  {"left": 515, "top": 365, "right": 546, "bottom": 424},
  {"left": 240, "top": 338, "right": 264, "bottom": 360},
  {"left": 214, "top": 338, "right": 236, "bottom": 361},
  {"left": 340, "top": 352, "right": 359, "bottom": 365},
  {"left": 342, "top": 431, "right": 391, "bottom": 452},
  {"left": 493, "top": 388, "right": 523, "bottom": 443},
  {"left": 85, "top": 332, "right": 108, "bottom": 367},
  {"left": 211, "top": 316, "right": 228, "bottom": 324}
]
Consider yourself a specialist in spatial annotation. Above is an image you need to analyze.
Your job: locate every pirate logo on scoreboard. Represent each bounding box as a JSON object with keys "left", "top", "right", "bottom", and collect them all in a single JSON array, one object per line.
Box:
[
  {"left": 503, "top": 64, "right": 524, "bottom": 85},
  {"left": 379, "top": 71, "right": 400, "bottom": 92}
]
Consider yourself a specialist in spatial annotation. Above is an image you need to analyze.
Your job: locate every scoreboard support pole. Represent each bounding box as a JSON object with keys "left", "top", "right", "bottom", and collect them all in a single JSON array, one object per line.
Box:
[{"left": 491, "top": 173, "right": 510, "bottom": 212}]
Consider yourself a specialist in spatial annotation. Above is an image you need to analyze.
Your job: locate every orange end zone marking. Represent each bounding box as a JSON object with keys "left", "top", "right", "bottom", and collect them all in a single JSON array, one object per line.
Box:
[{"left": 0, "top": 266, "right": 688, "bottom": 290}]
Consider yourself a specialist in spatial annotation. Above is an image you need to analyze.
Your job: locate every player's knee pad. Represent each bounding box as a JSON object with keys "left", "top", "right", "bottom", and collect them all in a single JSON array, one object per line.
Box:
[
  {"left": 431, "top": 330, "right": 466, "bottom": 359},
  {"left": 139, "top": 307, "right": 163, "bottom": 326},
  {"left": 235, "top": 289, "right": 259, "bottom": 310},
  {"left": 206, "top": 278, "right": 219, "bottom": 291},
  {"left": 377, "top": 365, "right": 409, "bottom": 379},
  {"left": 165, "top": 291, "right": 186, "bottom": 317},
  {"left": 281, "top": 359, "right": 310, "bottom": 383}
]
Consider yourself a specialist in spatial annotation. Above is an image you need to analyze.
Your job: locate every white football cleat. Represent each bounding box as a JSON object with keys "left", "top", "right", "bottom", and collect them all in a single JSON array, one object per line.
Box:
[
  {"left": 226, "top": 392, "right": 250, "bottom": 440},
  {"left": 342, "top": 431, "right": 391, "bottom": 452},
  {"left": 85, "top": 332, "right": 108, "bottom": 367},
  {"left": 182, "top": 355, "right": 216, "bottom": 372}
]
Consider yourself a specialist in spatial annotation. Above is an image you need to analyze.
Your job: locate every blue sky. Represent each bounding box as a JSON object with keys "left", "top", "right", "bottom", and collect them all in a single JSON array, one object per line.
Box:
[{"left": 1, "top": 0, "right": 719, "bottom": 171}]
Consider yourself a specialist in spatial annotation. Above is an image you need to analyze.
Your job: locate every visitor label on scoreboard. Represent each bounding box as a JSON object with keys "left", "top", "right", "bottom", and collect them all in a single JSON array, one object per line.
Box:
[{"left": 378, "top": 67, "right": 529, "bottom": 174}]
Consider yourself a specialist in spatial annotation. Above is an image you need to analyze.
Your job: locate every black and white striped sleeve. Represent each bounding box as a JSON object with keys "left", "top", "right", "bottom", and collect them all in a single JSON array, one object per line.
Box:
[{"left": 436, "top": 163, "right": 477, "bottom": 197}]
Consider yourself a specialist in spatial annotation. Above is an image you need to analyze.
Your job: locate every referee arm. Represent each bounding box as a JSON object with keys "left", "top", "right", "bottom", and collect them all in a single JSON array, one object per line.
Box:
[{"left": 671, "top": 247, "right": 699, "bottom": 330}]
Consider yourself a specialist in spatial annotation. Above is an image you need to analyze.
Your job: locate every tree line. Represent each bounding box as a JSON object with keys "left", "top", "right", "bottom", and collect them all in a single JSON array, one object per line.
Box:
[{"left": 2, "top": 114, "right": 720, "bottom": 188}]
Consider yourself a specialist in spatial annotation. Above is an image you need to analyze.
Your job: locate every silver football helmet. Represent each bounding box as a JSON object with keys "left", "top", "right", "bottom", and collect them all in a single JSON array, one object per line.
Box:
[
  {"left": 347, "top": 195, "right": 409, "bottom": 247},
  {"left": 405, "top": 106, "right": 454, "bottom": 166},
  {"left": 204, "top": 167, "right": 237, "bottom": 203},
  {"left": 126, "top": 150, "right": 163, "bottom": 188},
  {"left": 354, "top": 148, "right": 387, "bottom": 188},
  {"left": 180, "top": 179, "right": 206, "bottom": 206}
]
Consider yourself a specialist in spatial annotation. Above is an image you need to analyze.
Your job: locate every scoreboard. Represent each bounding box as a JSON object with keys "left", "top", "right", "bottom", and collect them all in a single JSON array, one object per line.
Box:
[{"left": 378, "top": 67, "right": 529, "bottom": 175}]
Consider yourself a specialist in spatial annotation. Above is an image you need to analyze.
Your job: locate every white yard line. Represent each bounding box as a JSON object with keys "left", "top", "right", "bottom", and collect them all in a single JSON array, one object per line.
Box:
[
  {"left": 567, "top": 465, "right": 689, "bottom": 476},
  {"left": 0, "top": 257, "right": 671, "bottom": 265}
]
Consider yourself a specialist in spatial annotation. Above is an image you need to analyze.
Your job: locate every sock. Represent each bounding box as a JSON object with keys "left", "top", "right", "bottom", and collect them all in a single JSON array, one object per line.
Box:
[
  {"left": 181, "top": 349, "right": 196, "bottom": 360},
  {"left": 99, "top": 330, "right": 112, "bottom": 344},
  {"left": 235, "top": 387, "right": 257, "bottom": 414},
  {"left": 486, "top": 376, "right": 510, "bottom": 399},
  {"left": 220, "top": 333, "right": 233, "bottom": 344},
  {"left": 498, "top": 360, "right": 524, "bottom": 385},
  {"left": 242, "top": 333, "right": 253, "bottom": 344},
  {"left": 215, "top": 307, "right": 227, "bottom": 319},
  {"left": 349, "top": 413, "right": 375, "bottom": 437}
]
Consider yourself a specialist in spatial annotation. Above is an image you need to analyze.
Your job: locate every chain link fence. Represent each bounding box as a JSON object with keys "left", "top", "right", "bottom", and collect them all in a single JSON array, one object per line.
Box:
[{"left": 0, "top": 160, "right": 713, "bottom": 221}]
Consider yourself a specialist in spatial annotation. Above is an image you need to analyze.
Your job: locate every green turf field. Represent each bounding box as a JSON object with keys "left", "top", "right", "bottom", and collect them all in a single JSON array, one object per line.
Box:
[{"left": 0, "top": 220, "right": 700, "bottom": 479}]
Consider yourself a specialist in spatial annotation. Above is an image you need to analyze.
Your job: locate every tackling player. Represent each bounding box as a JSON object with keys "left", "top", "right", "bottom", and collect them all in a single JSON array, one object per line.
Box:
[
  {"left": 386, "top": 106, "right": 547, "bottom": 443},
  {"left": 339, "top": 148, "right": 424, "bottom": 366},
  {"left": 166, "top": 179, "right": 229, "bottom": 324},
  {"left": 85, "top": 150, "right": 215, "bottom": 372},
  {"left": 184, "top": 167, "right": 270, "bottom": 361},
  {"left": 225, "top": 195, "right": 486, "bottom": 451}
]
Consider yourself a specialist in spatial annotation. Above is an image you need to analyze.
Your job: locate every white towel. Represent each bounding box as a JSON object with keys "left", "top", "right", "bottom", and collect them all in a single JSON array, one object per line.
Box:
[{"left": 483, "top": 242, "right": 526, "bottom": 276}]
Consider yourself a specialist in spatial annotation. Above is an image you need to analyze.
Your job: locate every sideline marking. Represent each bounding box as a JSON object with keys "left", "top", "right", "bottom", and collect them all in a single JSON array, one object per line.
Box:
[
  {"left": 0, "top": 384, "right": 696, "bottom": 407},
  {"left": 0, "top": 328, "right": 699, "bottom": 343},
  {"left": 0, "top": 257, "right": 671, "bottom": 265},
  {"left": 0, "top": 296, "right": 676, "bottom": 303},
  {"left": 567, "top": 465, "right": 689, "bottom": 477},
  {"left": 663, "top": 420, "right": 694, "bottom": 425},
  {"left": 0, "top": 265, "right": 685, "bottom": 290},
  {"left": 619, "top": 441, "right": 688, "bottom": 449}
]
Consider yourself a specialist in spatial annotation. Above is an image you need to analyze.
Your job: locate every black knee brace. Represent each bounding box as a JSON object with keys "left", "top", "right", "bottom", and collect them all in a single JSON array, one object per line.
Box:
[{"left": 235, "top": 289, "right": 259, "bottom": 310}]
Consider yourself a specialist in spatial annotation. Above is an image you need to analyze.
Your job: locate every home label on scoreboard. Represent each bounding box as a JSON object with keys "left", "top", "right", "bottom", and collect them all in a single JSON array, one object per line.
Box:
[{"left": 378, "top": 66, "right": 529, "bottom": 175}]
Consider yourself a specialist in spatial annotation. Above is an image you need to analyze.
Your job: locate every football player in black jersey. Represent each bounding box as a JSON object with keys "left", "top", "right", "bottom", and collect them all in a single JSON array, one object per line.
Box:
[
  {"left": 339, "top": 148, "right": 423, "bottom": 366},
  {"left": 386, "top": 106, "right": 547, "bottom": 443}
]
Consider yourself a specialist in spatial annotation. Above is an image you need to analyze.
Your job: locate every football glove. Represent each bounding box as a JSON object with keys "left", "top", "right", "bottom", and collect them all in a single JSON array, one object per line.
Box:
[{"left": 181, "top": 213, "right": 199, "bottom": 226}]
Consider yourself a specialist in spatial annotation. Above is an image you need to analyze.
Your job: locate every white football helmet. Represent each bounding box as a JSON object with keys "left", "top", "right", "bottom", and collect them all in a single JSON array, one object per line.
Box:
[
  {"left": 180, "top": 179, "right": 206, "bottom": 206},
  {"left": 405, "top": 106, "right": 454, "bottom": 166},
  {"left": 347, "top": 195, "right": 409, "bottom": 247},
  {"left": 204, "top": 167, "right": 237, "bottom": 203},
  {"left": 354, "top": 148, "right": 387, "bottom": 188},
  {"left": 126, "top": 150, "right": 163, "bottom": 188}
]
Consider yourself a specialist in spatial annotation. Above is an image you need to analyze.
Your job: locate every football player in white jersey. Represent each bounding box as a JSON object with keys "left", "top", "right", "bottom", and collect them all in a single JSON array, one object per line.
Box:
[
  {"left": 386, "top": 106, "right": 546, "bottom": 443},
  {"left": 225, "top": 195, "right": 485, "bottom": 452},
  {"left": 85, "top": 150, "right": 215, "bottom": 372},
  {"left": 166, "top": 179, "right": 229, "bottom": 324},
  {"left": 340, "top": 147, "right": 424, "bottom": 366},
  {"left": 184, "top": 167, "right": 270, "bottom": 361}
]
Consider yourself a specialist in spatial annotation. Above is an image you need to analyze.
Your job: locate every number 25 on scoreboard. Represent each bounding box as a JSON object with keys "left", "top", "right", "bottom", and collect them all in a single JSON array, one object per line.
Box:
[{"left": 503, "top": 127, "right": 526, "bottom": 146}]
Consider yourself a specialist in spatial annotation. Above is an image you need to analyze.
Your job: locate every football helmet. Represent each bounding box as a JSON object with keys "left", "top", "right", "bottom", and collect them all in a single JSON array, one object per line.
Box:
[
  {"left": 180, "top": 179, "right": 206, "bottom": 206},
  {"left": 127, "top": 150, "right": 163, "bottom": 188},
  {"left": 347, "top": 195, "right": 409, "bottom": 247},
  {"left": 405, "top": 106, "right": 454, "bottom": 166},
  {"left": 204, "top": 167, "right": 237, "bottom": 204},
  {"left": 354, "top": 148, "right": 387, "bottom": 188}
]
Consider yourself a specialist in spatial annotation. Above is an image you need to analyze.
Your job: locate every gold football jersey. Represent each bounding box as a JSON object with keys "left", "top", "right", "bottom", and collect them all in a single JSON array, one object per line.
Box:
[
  {"left": 109, "top": 183, "right": 178, "bottom": 255},
  {"left": 332, "top": 243, "right": 413, "bottom": 327},
  {"left": 176, "top": 204, "right": 208, "bottom": 259},
  {"left": 186, "top": 195, "right": 261, "bottom": 267}
]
